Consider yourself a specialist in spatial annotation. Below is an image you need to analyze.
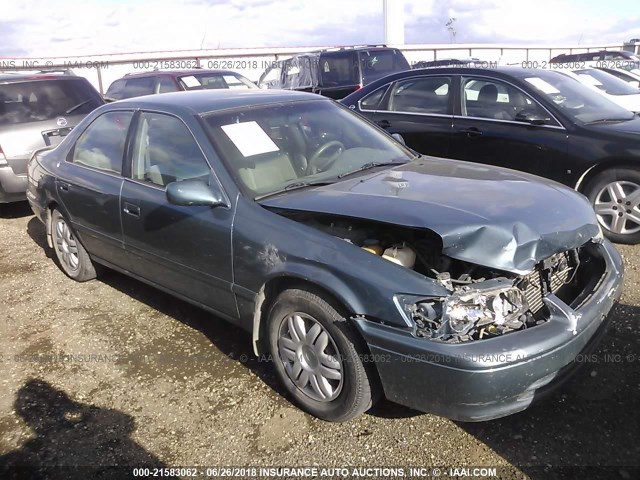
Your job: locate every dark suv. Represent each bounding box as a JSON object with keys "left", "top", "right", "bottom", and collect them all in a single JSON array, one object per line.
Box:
[
  {"left": 257, "top": 46, "right": 410, "bottom": 99},
  {"left": 105, "top": 69, "right": 257, "bottom": 101},
  {"left": 0, "top": 72, "right": 104, "bottom": 203}
]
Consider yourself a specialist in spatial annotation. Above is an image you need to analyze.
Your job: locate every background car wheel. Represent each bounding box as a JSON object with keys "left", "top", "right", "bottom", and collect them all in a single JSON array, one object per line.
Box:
[
  {"left": 51, "top": 209, "right": 96, "bottom": 282},
  {"left": 585, "top": 168, "right": 640, "bottom": 244},
  {"left": 266, "top": 288, "right": 379, "bottom": 422}
]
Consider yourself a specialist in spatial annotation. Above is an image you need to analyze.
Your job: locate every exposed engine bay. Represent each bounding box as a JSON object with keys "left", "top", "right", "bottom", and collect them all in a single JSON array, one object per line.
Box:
[{"left": 277, "top": 212, "right": 605, "bottom": 343}]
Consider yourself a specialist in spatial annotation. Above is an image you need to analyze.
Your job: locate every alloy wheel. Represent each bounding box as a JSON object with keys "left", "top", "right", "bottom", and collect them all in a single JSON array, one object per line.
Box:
[
  {"left": 54, "top": 218, "right": 80, "bottom": 272},
  {"left": 594, "top": 180, "right": 640, "bottom": 235}
]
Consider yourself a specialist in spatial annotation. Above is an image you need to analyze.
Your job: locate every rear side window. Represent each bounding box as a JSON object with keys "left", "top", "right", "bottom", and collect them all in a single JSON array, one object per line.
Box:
[
  {"left": 0, "top": 79, "right": 102, "bottom": 126},
  {"left": 105, "top": 79, "right": 126, "bottom": 99},
  {"left": 319, "top": 52, "right": 358, "bottom": 87},
  {"left": 359, "top": 50, "right": 410, "bottom": 84},
  {"left": 121, "top": 77, "right": 155, "bottom": 99},
  {"left": 360, "top": 86, "right": 388, "bottom": 110},
  {"left": 71, "top": 111, "right": 133, "bottom": 174},
  {"left": 158, "top": 77, "right": 179, "bottom": 93},
  {"left": 388, "top": 77, "right": 452, "bottom": 114}
]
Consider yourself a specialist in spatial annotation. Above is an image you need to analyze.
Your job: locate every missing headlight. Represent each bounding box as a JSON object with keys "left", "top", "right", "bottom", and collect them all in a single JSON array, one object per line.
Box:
[{"left": 406, "top": 278, "right": 539, "bottom": 343}]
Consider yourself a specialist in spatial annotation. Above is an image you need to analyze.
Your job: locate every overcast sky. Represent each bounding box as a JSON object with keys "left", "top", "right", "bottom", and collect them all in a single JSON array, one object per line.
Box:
[{"left": 1, "top": 0, "right": 639, "bottom": 57}]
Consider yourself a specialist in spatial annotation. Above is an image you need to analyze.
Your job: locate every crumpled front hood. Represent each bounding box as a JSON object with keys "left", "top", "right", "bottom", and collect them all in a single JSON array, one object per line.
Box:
[{"left": 260, "top": 157, "right": 600, "bottom": 274}]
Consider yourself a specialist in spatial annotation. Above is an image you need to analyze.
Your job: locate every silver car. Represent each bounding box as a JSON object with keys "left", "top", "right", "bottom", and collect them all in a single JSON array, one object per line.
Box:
[{"left": 0, "top": 73, "right": 103, "bottom": 203}]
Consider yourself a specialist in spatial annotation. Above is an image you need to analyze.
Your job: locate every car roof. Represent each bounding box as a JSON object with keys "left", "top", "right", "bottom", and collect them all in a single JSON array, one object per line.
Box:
[
  {"left": 287, "top": 46, "right": 402, "bottom": 58},
  {"left": 108, "top": 88, "right": 328, "bottom": 114},
  {"left": 378, "top": 65, "right": 564, "bottom": 80},
  {"left": 339, "top": 66, "right": 574, "bottom": 102},
  {"left": 0, "top": 73, "right": 80, "bottom": 83},
  {"left": 118, "top": 69, "right": 241, "bottom": 79}
]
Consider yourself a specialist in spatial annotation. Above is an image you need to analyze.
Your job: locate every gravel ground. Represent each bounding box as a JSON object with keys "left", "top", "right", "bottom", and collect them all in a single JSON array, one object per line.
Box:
[{"left": 0, "top": 201, "right": 638, "bottom": 480}]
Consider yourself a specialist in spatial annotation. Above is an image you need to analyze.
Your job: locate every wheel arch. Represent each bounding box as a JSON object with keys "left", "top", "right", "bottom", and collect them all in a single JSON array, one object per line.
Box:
[
  {"left": 45, "top": 200, "right": 60, "bottom": 249},
  {"left": 575, "top": 158, "right": 640, "bottom": 193},
  {"left": 251, "top": 273, "right": 366, "bottom": 356}
]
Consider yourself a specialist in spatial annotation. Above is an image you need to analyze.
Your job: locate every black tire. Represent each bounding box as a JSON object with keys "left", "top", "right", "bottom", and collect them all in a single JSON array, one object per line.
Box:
[
  {"left": 50, "top": 209, "right": 96, "bottom": 282},
  {"left": 584, "top": 168, "right": 640, "bottom": 244},
  {"left": 266, "top": 288, "right": 378, "bottom": 422}
]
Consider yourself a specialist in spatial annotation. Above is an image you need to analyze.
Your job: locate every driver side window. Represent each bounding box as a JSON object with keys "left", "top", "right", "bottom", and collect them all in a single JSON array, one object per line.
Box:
[
  {"left": 130, "top": 112, "right": 211, "bottom": 187},
  {"left": 462, "top": 77, "right": 558, "bottom": 125}
]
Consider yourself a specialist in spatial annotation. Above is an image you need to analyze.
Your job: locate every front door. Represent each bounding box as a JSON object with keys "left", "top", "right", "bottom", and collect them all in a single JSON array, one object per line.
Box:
[
  {"left": 120, "top": 111, "right": 236, "bottom": 318},
  {"left": 449, "top": 76, "right": 568, "bottom": 178}
]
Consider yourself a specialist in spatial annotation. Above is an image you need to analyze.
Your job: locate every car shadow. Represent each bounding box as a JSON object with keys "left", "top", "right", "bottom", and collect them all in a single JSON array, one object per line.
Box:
[
  {"left": 457, "top": 302, "right": 640, "bottom": 479},
  {"left": 27, "top": 217, "right": 55, "bottom": 260},
  {"left": 95, "top": 266, "right": 284, "bottom": 394},
  {"left": 26, "top": 218, "right": 421, "bottom": 417},
  {"left": 0, "top": 379, "right": 175, "bottom": 480},
  {"left": 24, "top": 219, "right": 640, "bottom": 474},
  {"left": 0, "top": 201, "right": 32, "bottom": 219}
]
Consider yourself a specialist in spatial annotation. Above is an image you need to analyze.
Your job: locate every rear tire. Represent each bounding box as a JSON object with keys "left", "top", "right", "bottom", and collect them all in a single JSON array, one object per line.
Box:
[
  {"left": 266, "top": 288, "right": 378, "bottom": 422},
  {"left": 51, "top": 209, "right": 96, "bottom": 282},
  {"left": 584, "top": 168, "right": 640, "bottom": 244}
]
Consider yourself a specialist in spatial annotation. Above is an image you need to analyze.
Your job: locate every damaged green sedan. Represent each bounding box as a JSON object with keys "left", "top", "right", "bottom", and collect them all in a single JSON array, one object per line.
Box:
[{"left": 27, "top": 90, "right": 623, "bottom": 422}]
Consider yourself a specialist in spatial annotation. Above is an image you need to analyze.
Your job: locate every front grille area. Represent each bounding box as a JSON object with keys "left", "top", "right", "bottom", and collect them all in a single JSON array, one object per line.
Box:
[{"left": 520, "top": 251, "right": 575, "bottom": 314}]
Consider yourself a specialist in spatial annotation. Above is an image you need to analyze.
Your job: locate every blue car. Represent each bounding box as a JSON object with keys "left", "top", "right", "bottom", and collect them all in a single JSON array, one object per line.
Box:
[{"left": 27, "top": 90, "right": 623, "bottom": 422}]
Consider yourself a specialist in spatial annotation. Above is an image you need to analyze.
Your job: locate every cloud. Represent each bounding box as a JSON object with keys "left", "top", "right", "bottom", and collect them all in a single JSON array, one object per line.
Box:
[
  {"left": 0, "top": 0, "right": 638, "bottom": 58},
  {"left": 406, "top": 0, "right": 639, "bottom": 45}
]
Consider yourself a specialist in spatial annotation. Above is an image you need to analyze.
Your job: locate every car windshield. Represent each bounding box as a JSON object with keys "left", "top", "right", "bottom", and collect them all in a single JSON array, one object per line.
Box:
[
  {"left": 522, "top": 72, "right": 635, "bottom": 123},
  {"left": 0, "top": 79, "right": 102, "bottom": 126},
  {"left": 573, "top": 69, "right": 640, "bottom": 96},
  {"left": 203, "top": 99, "right": 413, "bottom": 198},
  {"left": 178, "top": 73, "right": 256, "bottom": 90}
]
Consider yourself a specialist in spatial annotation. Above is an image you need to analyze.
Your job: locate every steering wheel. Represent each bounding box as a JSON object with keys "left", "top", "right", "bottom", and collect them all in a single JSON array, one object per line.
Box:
[{"left": 307, "top": 141, "right": 345, "bottom": 174}]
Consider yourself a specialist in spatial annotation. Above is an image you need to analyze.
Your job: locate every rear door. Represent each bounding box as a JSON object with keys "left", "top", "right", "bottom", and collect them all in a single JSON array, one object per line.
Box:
[
  {"left": 55, "top": 110, "right": 134, "bottom": 264},
  {"left": 367, "top": 75, "right": 455, "bottom": 158},
  {"left": 120, "top": 111, "right": 236, "bottom": 317}
]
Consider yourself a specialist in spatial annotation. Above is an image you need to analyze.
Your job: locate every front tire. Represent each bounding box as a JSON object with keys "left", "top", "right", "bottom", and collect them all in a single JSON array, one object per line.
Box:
[
  {"left": 51, "top": 209, "right": 96, "bottom": 282},
  {"left": 266, "top": 288, "right": 378, "bottom": 422},
  {"left": 584, "top": 168, "right": 640, "bottom": 244}
]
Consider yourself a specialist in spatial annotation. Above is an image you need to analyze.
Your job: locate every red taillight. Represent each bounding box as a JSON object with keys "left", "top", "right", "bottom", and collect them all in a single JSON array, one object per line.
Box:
[{"left": 354, "top": 84, "right": 362, "bottom": 91}]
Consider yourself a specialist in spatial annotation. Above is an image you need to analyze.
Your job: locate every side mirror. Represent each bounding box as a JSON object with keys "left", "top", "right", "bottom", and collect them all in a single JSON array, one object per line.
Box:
[
  {"left": 515, "top": 110, "right": 550, "bottom": 126},
  {"left": 391, "top": 133, "right": 406, "bottom": 145},
  {"left": 166, "top": 179, "right": 227, "bottom": 207}
]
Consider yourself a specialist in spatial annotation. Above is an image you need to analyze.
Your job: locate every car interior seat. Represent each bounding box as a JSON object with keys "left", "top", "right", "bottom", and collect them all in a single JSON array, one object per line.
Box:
[
  {"left": 475, "top": 84, "right": 512, "bottom": 120},
  {"left": 237, "top": 150, "right": 298, "bottom": 194}
]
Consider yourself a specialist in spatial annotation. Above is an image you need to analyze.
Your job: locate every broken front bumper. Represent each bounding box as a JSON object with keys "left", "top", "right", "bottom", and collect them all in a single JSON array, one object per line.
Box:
[{"left": 354, "top": 239, "right": 624, "bottom": 422}]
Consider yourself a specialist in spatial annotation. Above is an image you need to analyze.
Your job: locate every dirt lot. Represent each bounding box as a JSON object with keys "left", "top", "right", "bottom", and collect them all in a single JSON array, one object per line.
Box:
[{"left": 0, "top": 201, "right": 638, "bottom": 479}]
